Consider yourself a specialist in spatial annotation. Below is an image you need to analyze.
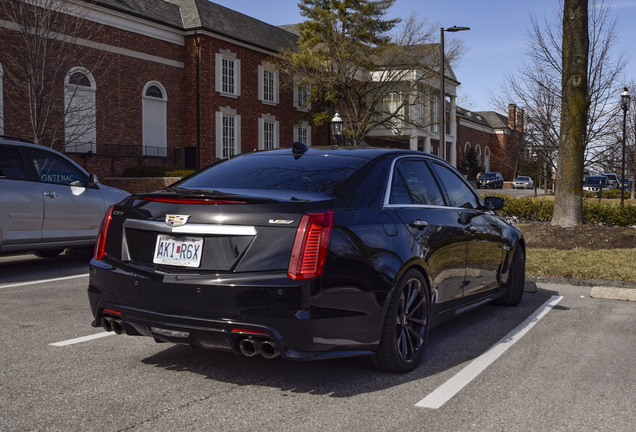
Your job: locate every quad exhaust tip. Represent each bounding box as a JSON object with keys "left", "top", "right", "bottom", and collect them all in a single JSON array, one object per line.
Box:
[
  {"left": 238, "top": 338, "right": 279, "bottom": 359},
  {"left": 101, "top": 316, "right": 125, "bottom": 335}
]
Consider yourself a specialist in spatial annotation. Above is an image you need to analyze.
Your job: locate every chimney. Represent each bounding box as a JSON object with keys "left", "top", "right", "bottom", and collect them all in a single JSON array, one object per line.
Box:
[
  {"left": 516, "top": 107, "right": 524, "bottom": 133},
  {"left": 508, "top": 104, "right": 517, "bottom": 129}
]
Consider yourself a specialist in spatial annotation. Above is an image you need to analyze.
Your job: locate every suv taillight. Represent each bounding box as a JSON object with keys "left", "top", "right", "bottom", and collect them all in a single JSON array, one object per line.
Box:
[
  {"left": 94, "top": 205, "right": 114, "bottom": 260},
  {"left": 287, "top": 211, "right": 333, "bottom": 280}
]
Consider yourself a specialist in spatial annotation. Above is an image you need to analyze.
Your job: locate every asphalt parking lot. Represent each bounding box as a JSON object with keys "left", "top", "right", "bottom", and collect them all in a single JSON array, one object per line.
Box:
[{"left": 0, "top": 254, "right": 634, "bottom": 431}]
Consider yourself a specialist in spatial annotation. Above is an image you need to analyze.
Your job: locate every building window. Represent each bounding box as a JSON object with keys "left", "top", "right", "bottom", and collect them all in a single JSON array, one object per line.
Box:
[
  {"left": 142, "top": 82, "right": 168, "bottom": 157},
  {"left": 430, "top": 94, "right": 439, "bottom": 133},
  {"left": 294, "top": 121, "right": 311, "bottom": 146},
  {"left": 464, "top": 142, "right": 471, "bottom": 152},
  {"left": 258, "top": 64, "right": 279, "bottom": 105},
  {"left": 484, "top": 147, "right": 491, "bottom": 172},
  {"left": 215, "top": 50, "right": 241, "bottom": 98},
  {"left": 377, "top": 92, "right": 409, "bottom": 129},
  {"left": 293, "top": 81, "right": 311, "bottom": 111},
  {"left": 258, "top": 114, "right": 279, "bottom": 150},
  {"left": 216, "top": 107, "right": 241, "bottom": 159},
  {"left": 64, "top": 67, "right": 96, "bottom": 153}
]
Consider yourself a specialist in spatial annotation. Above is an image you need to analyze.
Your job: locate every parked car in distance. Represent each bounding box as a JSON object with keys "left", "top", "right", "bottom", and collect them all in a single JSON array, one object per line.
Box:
[
  {"left": 89, "top": 145, "right": 526, "bottom": 373},
  {"left": 476, "top": 172, "right": 504, "bottom": 189},
  {"left": 582, "top": 175, "right": 609, "bottom": 193},
  {"left": 0, "top": 137, "right": 129, "bottom": 257},
  {"left": 620, "top": 178, "right": 633, "bottom": 191},
  {"left": 512, "top": 176, "right": 534, "bottom": 189},
  {"left": 604, "top": 173, "right": 619, "bottom": 189}
]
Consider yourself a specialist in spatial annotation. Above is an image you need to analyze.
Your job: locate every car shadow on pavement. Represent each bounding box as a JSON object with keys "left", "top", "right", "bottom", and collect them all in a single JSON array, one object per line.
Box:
[{"left": 139, "top": 286, "right": 561, "bottom": 397}]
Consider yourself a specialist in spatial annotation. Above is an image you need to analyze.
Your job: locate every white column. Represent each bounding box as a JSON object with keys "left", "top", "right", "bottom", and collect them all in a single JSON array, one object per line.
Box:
[{"left": 410, "top": 134, "right": 418, "bottom": 151}]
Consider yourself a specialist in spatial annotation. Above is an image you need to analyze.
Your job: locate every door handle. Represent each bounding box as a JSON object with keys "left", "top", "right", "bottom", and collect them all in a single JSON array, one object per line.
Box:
[
  {"left": 409, "top": 219, "right": 428, "bottom": 229},
  {"left": 44, "top": 191, "right": 58, "bottom": 198}
]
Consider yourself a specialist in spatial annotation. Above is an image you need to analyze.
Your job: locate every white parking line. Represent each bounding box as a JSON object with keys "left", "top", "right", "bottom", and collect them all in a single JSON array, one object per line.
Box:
[
  {"left": 0, "top": 274, "right": 89, "bottom": 290},
  {"left": 50, "top": 332, "right": 114, "bottom": 347},
  {"left": 416, "top": 295, "right": 563, "bottom": 409}
]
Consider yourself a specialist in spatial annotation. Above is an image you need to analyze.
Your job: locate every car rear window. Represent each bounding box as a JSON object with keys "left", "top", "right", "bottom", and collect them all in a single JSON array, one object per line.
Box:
[{"left": 176, "top": 153, "right": 368, "bottom": 193}]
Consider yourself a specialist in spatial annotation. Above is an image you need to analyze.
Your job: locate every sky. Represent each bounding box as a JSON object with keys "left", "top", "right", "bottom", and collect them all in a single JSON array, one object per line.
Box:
[{"left": 211, "top": 0, "right": 636, "bottom": 113}]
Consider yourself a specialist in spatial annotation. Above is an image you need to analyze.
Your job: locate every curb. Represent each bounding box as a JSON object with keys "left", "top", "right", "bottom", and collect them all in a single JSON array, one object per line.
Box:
[{"left": 590, "top": 286, "right": 636, "bottom": 302}]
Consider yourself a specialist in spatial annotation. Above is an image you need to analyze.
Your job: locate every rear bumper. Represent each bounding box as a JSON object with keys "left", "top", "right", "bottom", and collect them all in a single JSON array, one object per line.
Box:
[{"left": 88, "top": 259, "right": 382, "bottom": 360}]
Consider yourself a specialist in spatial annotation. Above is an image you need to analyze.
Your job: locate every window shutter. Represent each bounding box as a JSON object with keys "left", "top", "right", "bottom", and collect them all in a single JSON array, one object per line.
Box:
[{"left": 215, "top": 111, "right": 223, "bottom": 158}]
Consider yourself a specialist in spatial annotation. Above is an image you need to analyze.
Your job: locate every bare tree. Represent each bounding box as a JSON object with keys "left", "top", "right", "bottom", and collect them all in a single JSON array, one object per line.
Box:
[
  {"left": 494, "top": 0, "right": 627, "bottom": 178},
  {"left": 0, "top": 0, "right": 106, "bottom": 148},
  {"left": 278, "top": 0, "right": 463, "bottom": 145},
  {"left": 552, "top": 0, "right": 589, "bottom": 227}
]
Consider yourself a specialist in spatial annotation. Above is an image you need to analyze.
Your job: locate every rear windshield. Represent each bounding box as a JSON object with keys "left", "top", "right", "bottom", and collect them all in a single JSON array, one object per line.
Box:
[
  {"left": 175, "top": 153, "right": 368, "bottom": 193},
  {"left": 584, "top": 176, "right": 607, "bottom": 185}
]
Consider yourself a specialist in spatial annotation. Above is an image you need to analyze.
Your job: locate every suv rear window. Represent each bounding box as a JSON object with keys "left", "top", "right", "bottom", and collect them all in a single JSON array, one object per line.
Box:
[{"left": 176, "top": 153, "right": 368, "bottom": 194}]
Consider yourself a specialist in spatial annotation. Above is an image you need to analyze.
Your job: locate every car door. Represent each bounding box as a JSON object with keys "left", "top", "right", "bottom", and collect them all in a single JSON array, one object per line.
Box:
[
  {"left": 0, "top": 145, "right": 44, "bottom": 247},
  {"left": 429, "top": 161, "right": 504, "bottom": 296},
  {"left": 387, "top": 158, "right": 466, "bottom": 303},
  {"left": 27, "top": 147, "right": 107, "bottom": 242}
]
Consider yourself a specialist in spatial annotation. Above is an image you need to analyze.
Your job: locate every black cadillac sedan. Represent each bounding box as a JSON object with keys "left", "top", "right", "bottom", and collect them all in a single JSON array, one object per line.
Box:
[{"left": 89, "top": 145, "right": 525, "bottom": 373}]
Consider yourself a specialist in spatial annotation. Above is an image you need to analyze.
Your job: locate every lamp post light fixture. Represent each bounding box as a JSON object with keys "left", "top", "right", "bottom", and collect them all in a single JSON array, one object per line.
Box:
[
  {"left": 532, "top": 150, "right": 538, "bottom": 198},
  {"left": 331, "top": 112, "right": 343, "bottom": 146},
  {"left": 620, "top": 87, "right": 630, "bottom": 207},
  {"left": 439, "top": 26, "right": 470, "bottom": 163}
]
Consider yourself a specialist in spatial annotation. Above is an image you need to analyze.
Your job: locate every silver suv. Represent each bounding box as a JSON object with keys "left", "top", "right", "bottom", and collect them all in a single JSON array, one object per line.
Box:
[{"left": 0, "top": 138, "right": 129, "bottom": 257}]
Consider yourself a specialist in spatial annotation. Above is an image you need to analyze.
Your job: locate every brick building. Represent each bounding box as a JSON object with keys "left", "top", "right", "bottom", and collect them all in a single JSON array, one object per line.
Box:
[
  {"left": 0, "top": 0, "right": 526, "bottom": 179},
  {"left": 456, "top": 104, "right": 526, "bottom": 180},
  {"left": 0, "top": 0, "right": 320, "bottom": 178}
]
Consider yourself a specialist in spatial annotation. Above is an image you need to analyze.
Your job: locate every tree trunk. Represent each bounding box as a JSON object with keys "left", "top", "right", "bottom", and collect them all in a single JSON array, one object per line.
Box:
[{"left": 552, "top": 0, "right": 589, "bottom": 227}]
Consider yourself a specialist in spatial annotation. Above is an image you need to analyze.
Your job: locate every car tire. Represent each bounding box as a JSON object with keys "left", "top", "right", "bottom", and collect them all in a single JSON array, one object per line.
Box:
[
  {"left": 494, "top": 246, "right": 525, "bottom": 306},
  {"left": 366, "top": 269, "right": 430, "bottom": 373},
  {"left": 34, "top": 249, "right": 65, "bottom": 258}
]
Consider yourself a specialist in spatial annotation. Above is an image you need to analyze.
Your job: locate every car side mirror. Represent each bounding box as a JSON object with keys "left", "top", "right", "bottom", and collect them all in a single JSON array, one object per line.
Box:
[
  {"left": 484, "top": 196, "right": 505, "bottom": 211},
  {"left": 87, "top": 173, "right": 99, "bottom": 188}
]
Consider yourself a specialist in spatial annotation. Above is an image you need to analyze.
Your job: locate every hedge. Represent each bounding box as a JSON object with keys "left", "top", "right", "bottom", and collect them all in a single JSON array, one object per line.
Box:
[{"left": 486, "top": 194, "right": 636, "bottom": 227}]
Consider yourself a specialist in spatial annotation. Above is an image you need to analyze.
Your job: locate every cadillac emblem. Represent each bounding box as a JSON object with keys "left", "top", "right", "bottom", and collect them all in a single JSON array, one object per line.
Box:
[{"left": 165, "top": 214, "right": 190, "bottom": 227}]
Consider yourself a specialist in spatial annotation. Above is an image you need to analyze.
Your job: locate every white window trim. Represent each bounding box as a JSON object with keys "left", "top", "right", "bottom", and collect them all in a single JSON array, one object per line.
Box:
[
  {"left": 258, "top": 113, "right": 280, "bottom": 150},
  {"left": 293, "top": 121, "right": 311, "bottom": 147},
  {"left": 215, "top": 50, "right": 241, "bottom": 98},
  {"left": 216, "top": 107, "right": 241, "bottom": 159},
  {"left": 142, "top": 81, "right": 168, "bottom": 157},
  {"left": 64, "top": 66, "right": 97, "bottom": 154},
  {"left": 293, "top": 79, "right": 311, "bottom": 111},
  {"left": 258, "top": 63, "right": 279, "bottom": 105}
]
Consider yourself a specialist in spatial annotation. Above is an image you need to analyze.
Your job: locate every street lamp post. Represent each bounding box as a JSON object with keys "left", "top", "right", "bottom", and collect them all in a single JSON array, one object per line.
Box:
[
  {"left": 620, "top": 87, "right": 630, "bottom": 207},
  {"left": 331, "top": 112, "right": 343, "bottom": 146},
  {"left": 439, "top": 26, "right": 470, "bottom": 163},
  {"left": 532, "top": 150, "right": 538, "bottom": 198}
]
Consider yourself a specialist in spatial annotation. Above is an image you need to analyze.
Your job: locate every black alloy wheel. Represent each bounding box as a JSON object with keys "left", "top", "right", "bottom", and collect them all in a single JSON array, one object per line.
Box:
[
  {"left": 364, "top": 269, "right": 430, "bottom": 373},
  {"left": 494, "top": 246, "right": 525, "bottom": 306}
]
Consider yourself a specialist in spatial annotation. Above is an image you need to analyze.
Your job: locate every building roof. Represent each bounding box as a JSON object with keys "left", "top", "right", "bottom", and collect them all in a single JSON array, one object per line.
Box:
[
  {"left": 92, "top": 0, "right": 298, "bottom": 52},
  {"left": 457, "top": 106, "right": 510, "bottom": 130},
  {"left": 94, "top": 0, "right": 185, "bottom": 29},
  {"left": 194, "top": 0, "right": 298, "bottom": 52}
]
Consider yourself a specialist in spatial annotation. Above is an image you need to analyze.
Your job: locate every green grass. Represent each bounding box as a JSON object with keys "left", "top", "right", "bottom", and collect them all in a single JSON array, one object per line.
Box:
[{"left": 526, "top": 248, "right": 636, "bottom": 282}]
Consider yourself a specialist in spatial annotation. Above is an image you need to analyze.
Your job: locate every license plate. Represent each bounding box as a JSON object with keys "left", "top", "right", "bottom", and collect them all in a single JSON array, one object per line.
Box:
[{"left": 153, "top": 235, "right": 203, "bottom": 267}]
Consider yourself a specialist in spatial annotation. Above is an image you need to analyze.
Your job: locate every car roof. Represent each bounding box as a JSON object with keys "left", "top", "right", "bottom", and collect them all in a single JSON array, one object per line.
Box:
[{"left": 238, "top": 146, "right": 446, "bottom": 162}]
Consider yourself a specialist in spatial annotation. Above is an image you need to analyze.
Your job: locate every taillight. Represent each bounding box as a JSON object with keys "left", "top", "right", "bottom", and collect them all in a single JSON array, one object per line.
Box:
[
  {"left": 287, "top": 211, "right": 333, "bottom": 280},
  {"left": 94, "top": 205, "right": 114, "bottom": 260}
]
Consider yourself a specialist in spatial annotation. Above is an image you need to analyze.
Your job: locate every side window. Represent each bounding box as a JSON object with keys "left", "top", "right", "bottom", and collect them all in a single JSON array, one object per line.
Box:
[
  {"left": 389, "top": 160, "right": 444, "bottom": 206},
  {"left": 0, "top": 146, "right": 29, "bottom": 180},
  {"left": 430, "top": 162, "right": 480, "bottom": 209},
  {"left": 29, "top": 149, "right": 85, "bottom": 187}
]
